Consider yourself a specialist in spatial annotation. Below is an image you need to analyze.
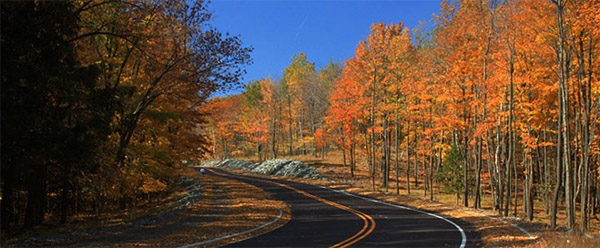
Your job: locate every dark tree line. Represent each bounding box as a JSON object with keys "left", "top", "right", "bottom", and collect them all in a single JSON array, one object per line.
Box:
[
  {"left": 1, "top": 1, "right": 115, "bottom": 228},
  {"left": 1, "top": 0, "right": 250, "bottom": 231}
]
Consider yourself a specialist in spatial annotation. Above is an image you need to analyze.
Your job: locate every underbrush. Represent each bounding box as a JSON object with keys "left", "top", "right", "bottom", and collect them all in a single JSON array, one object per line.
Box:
[{"left": 1, "top": 166, "right": 193, "bottom": 245}]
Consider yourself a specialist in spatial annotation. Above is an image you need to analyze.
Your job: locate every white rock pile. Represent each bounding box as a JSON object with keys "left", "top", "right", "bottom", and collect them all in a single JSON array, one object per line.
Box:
[{"left": 201, "top": 159, "right": 326, "bottom": 180}]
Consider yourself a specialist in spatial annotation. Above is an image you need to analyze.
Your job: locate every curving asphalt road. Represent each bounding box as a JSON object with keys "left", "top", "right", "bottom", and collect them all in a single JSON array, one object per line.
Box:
[{"left": 205, "top": 168, "right": 481, "bottom": 248}]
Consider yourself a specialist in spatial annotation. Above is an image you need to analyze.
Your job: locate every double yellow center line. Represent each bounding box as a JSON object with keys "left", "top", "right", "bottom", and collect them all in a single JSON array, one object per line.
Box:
[{"left": 207, "top": 168, "right": 376, "bottom": 248}]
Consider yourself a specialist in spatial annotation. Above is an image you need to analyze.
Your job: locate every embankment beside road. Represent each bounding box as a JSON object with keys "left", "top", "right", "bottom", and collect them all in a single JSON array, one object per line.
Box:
[{"left": 201, "top": 159, "right": 327, "bottom": 181}]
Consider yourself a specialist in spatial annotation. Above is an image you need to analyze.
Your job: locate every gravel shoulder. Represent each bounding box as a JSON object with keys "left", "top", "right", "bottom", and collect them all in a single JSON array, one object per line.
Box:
[{"left": 202, "top": 159, "right": 327, "bottom": 180}]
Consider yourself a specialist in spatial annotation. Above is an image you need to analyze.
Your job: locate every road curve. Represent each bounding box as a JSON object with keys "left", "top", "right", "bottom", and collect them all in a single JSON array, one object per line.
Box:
[{"left": 205, "top": 168, "right": 478, "bottom": 247}]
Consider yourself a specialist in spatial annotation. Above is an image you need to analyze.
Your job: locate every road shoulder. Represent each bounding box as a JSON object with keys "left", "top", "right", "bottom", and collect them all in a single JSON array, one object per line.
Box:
[{"left": 5, "top": 166, "right": 291, "bottom": 247}]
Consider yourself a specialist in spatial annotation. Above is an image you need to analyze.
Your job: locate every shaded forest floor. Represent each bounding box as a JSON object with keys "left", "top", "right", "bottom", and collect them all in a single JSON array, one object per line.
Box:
[
  {"left": 236, "top": 150, "right": 600, "bottom": 248},
  {"left": 2, "top": 166, "right": 290, "bottom": 247}
]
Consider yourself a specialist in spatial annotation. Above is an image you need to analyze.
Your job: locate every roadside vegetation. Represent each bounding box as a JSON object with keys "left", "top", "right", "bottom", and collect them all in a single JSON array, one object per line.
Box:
[
  {"left": 3, "top": 166, "right": 289, "bottom": 247},
  {"left": 202, "top": 0, "right": 600, "bottom": 239}
]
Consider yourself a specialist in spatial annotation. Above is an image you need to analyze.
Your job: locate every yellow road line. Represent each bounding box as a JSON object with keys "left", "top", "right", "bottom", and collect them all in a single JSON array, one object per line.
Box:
[{"left": 206, "top": 168, "right": 376, "bottom": 248}]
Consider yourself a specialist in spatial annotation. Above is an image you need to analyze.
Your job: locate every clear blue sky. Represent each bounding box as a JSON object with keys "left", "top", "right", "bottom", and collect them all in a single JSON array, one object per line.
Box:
[{"left": 209, "top": 0, "right": 441, "bottom": 95}]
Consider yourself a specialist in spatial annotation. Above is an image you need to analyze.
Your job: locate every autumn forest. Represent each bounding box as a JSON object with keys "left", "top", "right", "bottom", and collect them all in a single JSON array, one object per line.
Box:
[
  {"left": 203, "top": 0, "right": 600, "bottom": 235},
  {"left": 1, "top": 0, "right": 599, "bottom": 240}
]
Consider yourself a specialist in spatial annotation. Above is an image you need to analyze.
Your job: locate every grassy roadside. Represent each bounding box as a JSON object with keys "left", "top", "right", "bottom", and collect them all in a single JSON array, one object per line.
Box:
[
  {"left": 221, "top": 152, "right": 600, "bottom": 248},
  {"left": 2, "top": 166, "right": 290, "bottom": 247},
  {"left": 155, "top": 166, "right": 291, "bottom": 248}
]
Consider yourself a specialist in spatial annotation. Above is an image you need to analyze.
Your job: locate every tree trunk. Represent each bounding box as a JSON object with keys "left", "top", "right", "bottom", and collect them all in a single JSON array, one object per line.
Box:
[
  {"left": 475, "top": 138, "right": 482, "bottom": 209},
  {"left": 505, "top": 39, "right": 516, "bottom": 216},
  {"left": 24, "top": 164, "right": 47, "bottom": 228},
  {"left": 60, "top": 166, "right": 71, "bottom": 224},
  {"left": 543, "top": 128, "right": 550, "bottom": 214},
  {"left": 527, "top": 151, "right": 534, "bottom": 221},
  {"left": 311, "top": 118, "right": 317, "bottom": 157},
  {"left": 272, "top": 115, "right": 277, "bottom": 159},
  {"left": 396, "top": 111, "right": 400, "bottom": 195},
  {"left": 1, "top": 170, "right": 15, "bottom": 229},
  {"left": 496, "top": 120, "right": 505, "bottom": 215},
  {"left": 551, "top": 111, "right": 563, "bottom": 228},
  {"left": 406, "top": 121, "right": 411, "bottom": 194},
  {"left": 341, "top": 127, "right": 347, "bottom": 169},
  {"left": 429, "top": 141, "right": 435, "bottom": 201},
  {"left": 351, "top": 140, "right": 356, "bottom": 178},
  {"left": 554, "top": 0, "right": 575, "bottom": 231},
  {"left": 414, "top": 123, "right": 419, "bottom": 188},
  {"left": 288, "top": 95, "right": 293, "bottom": 156},
  {"left": 383, "top": 111, "right": 389, "bottom": 191}
]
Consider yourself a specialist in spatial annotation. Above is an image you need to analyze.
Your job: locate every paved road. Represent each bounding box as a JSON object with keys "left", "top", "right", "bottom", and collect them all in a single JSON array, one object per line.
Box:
[{"left": 206, "top": 168, "right": 480, "bottom": 248}]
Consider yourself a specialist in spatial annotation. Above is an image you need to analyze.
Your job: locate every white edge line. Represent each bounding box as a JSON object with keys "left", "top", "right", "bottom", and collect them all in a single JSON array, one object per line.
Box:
[
  {"left": 318, "top": 186, "right": 467, "bottom": 248},
  {"left": 487, "top": 215, "right": 536, "bottom": 239},
  {"left": 177, "top": 209, "right": 283, "bottom": 248}
]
